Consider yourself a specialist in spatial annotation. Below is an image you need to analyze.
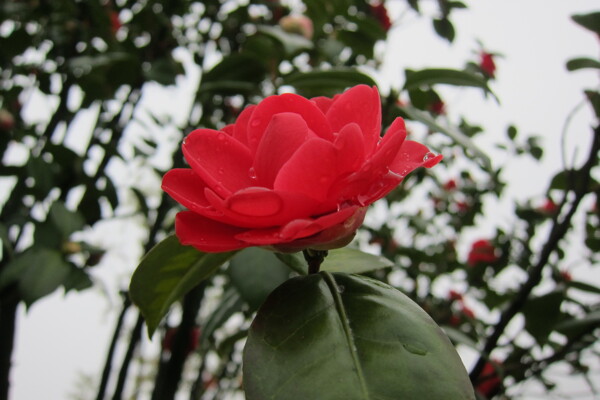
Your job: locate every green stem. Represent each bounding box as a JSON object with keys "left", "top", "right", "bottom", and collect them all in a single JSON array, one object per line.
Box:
[{"left": 302, "top": 249, "right": 328, "bottom": 274}]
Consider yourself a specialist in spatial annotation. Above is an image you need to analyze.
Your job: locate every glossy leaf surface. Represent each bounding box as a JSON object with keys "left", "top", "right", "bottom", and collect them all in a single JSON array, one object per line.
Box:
[
  {"left": 243, "top": 272, "right": 475, "bottom": 400},
  {"left": 129, "top": 235, "right": 236, "bottom": 335}
]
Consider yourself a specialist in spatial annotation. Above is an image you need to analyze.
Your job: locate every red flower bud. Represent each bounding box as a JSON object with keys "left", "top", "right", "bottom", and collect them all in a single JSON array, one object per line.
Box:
[
  {"left": 448, "top": 290, "right": 463, "bottom": 301},
  {"left": 467, "top": 239, "right": 498, "bottom": 267},
  {"left": 369, "top": 2, "right": 392, "bottom": 31},
  {"left": 0, "top": 109, "right": 15, "bottom": 131},
  {"left": 476, "top": 361, "right": 502, "bottom": 398},
  {"left": 479, "top": 52, "right": 496, "bottom": 78},
  {"left": 537, "top": 198, "right": 558, "bottom": 215},
  {"left": 443, "top": 179, "right": 457, "bottom": 191}
]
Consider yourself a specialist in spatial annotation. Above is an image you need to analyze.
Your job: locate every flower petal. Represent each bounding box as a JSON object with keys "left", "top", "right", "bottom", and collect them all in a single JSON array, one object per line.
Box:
[
  {"left": 204, "top": 187, "right": 320, "bottom": 228},
  {"left": 253, "top": 112, "right": 314, "bottom": 187},
  {"left": 311, "top": 96, "right": 334, "bottom": 114},
  {"left": 161, "top": 169, "right": 222, "bottom": 218},
  {"left": 175, "top": 211, "right": 250, "bottom": 252},
  {"left": 274, "top": 138, "right": 338, "bottom": 202},
  {"left": 326, "top": 85, "right": 381, "bottom": 155},
  {"left": 389, "top": 140, "right": 443, "bottom": 177},
  {"left": 334, "top": 123, "right": 365, "bottom": 176},
  {"left": 182, "top": 129, "right": 254, "bottom": 197},
  {"left": 247, "top": 93, "right": 333, "bottom": 152},
  {"left": 232, "top": 105, "right": 256, "bottom": 147}
]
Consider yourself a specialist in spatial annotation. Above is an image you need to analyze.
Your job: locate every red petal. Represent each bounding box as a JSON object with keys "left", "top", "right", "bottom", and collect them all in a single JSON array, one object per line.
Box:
[
  {"left": 389, "top": 140, "right": 442, "bottom": 177},
  {"left": 235, "top": 205, "right": 360, "bottom": 245},
  {"left": 326, "top": 85, "right": 381, "bottom": 155},
  {"left": 246, "top": 93, "right": 333, "bottom": 152},
  {"left": 334, "top": 123, "right": 365, "bottom": 176},
  {"left": 161, "top": 169, "right": 222, "bottom": 218},
  {"left": 311, "top": 96, "right": 334, "bottom": 114},
  {"left": 204, "top": 187, "right": 320, "bottom": 228},
  {"left": 364, "top": 117, "right": 407, "bottom": 177},
  {"left": 253, "top": 112, "right": 314, "bottom": 187},
  {"left": 232, "top": 105, "right": 256, "bottom": 147},
  {"left": 274, "top": 138, "right": 338, "bottom": 202},
  {"left": 182, "top": 129, "right": 253, "bottom": 197},
  {"left": 175, "top": 211, "right": 250, "bottom": 252}
]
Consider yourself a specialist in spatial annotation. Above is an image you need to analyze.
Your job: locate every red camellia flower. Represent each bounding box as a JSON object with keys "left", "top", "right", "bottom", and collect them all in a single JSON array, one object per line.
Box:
[
  {"left": 467, "top": 239, "right": 498, "bottom": 266},
  {"left": 479, "top": 52, "right": 496, "bottom": 78},
  {"left": 475, "top": 361, "right": 502, "bottom": 398},
  {"left": 162, "top": 85, "right": 442, "bottom": 252},
  {"left": 369, "top": 1, "right": 392, "bottom": 32}
]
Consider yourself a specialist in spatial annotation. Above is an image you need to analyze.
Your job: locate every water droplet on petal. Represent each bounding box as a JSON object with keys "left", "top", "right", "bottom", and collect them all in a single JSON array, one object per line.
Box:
[
  {"left": 248, "top": 167, "right": 257, "bottom": 180},
  {"left": 250, "top": 118, "right": 261, "bottom": 128},
  {"left": 423, "top": 152, "right": 436, "bottom": 162}
]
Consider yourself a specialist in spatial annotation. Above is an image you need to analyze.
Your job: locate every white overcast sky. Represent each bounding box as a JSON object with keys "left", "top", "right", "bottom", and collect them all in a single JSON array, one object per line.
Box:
[{"left": 10, "top": 1, "right": 600, "bottom": 399}]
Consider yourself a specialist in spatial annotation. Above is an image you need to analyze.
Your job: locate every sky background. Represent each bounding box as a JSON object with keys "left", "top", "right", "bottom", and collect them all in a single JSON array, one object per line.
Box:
[{"left": 10, "top": 1, "right": 600, "bottom": 399}]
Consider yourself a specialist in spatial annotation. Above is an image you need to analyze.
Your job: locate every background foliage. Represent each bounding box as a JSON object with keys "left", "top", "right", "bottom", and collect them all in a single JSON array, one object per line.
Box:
[{"left": 0, "top": 1, "right": 598, "bottom": 399}]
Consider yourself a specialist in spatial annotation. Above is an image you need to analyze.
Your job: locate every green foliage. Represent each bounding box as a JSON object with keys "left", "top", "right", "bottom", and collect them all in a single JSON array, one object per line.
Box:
[{"left": 244, "top": 272, "right": 474, "bottom": 400}]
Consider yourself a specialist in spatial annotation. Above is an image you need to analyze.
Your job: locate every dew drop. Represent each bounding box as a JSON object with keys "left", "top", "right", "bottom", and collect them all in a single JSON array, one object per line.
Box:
[
  {"left": 337, "top": 284, "right": 345, "bottom": 293},
  {"left": 248, "top": 167, "right": 257, "bottom": 180},
  {"left": 250, "top": 118, "right": 261, "bottom": 128},
  {"left": 403, "top": 343, "right": 428, "bottom": 356},
  {"left": 423, "top": 152, "right": 436, "bottom": 162}
]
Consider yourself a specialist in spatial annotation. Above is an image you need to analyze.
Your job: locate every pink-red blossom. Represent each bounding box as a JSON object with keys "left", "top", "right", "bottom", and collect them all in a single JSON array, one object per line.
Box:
[
  {"left": 370, "top": 2, "right": 392, "bottom": 31},
  {"left": 162, "top": 85, "right": 442, "bottom": 252},
  {"left": 479, "top": 52, "right": 496, "bottom": 78},
  {"left": 467, "top": 239, "right": 498, "bottom": 266}
]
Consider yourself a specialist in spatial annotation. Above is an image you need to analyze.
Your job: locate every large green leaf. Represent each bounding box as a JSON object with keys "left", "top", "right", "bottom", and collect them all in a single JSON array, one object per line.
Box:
[
  {"left": 257, "top": 25, "right": 313, "bottom": 55},
  {"left": 400, "top": 104, "right": 492, "bottom": 171},
  {"left": 522, "top": 290, "right": 565, "bottom": 345},
  {"left": 275, "top": 247, "right": 394, "bottom": 275},
  {"left": 282, "top": 69, "right": 377, "bottom": 97},
  {"left": 403, "top": 68, "right": 493, "bottom": 94},
  {"left": 228, "top": 248, "right": 291, "bottom": 311},
  {"left": 572, "top": 12, "right": 600, "bottom": 35},
  {"left": 129, "top": 235, "right": 237, "bottom": 335},
  {"left": 243, "top": 272, "right": 474, "bottom": 400}
]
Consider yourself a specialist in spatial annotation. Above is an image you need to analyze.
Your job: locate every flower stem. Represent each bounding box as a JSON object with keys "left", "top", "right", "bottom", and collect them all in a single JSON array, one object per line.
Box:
[{"left": 302, "top": 249, "right": 328, "bottom": 274}]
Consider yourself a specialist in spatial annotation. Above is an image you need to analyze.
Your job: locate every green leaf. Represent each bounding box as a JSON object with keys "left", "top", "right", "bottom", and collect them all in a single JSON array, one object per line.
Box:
[
  {"left": 566, "top": 57, "right": 600, "bottom": 71},
  {"left": 572, "top": 12, "right": 600, "bottom": 35},
  {"left": 243, "top": 272, "right": 474, "bottom": 400},
  {"left": 282, "top": 69, "right": 377, "bottom": 98},
  {"left": 49, "top": 201, "right": 85, "bottom": 238},
  {"left": 507, "top": 125, "right": 518, "bottom": 140},
  {"left": 567, "top": 280, "right": 600, "bottom": 295},
  {"left": 275, "top": 248, "right": 393, "bottom": 275},
  {"left": 400, "top": 104, "right": 492, "bottom": 171},
  {"left": 257, "top": 25, "right": 313, "bottom": 55},
  {"left": 228, "top": 248, "right": 291, "bottom": 311},
  {"left": 0, "top": 248, "right": 71, "bottom": 307},
  {"left": 129, "top": 235, "right": 237, "bottom": 336},
  {"left": 200, "top": 287, "right": 245, "bottom": 350},
  {"left": 522, "top": 290, "right": 564, "bottom": 345},
  {"left": 403, "top": 68, "right": 493, "bottom": 94},
  {"left": 433, "top": 18, "right": 455, "bottom": 42},
  {"left": 200, "top": 53, "right": 266, "bottom": 95},
  {"left": 556, "top": 311, "right": 600, "bottom": 337}
]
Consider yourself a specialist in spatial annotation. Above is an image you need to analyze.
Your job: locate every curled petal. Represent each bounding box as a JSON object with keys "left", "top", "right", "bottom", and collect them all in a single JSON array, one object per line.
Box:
[
  {"left": 232, "top": 105, "right": 256, "bottom": 147},
  {"left": 175, "top": 211, "right": 250, "bottom": 252},
  {"left": 204, "top": 187, "right": 320, "bottom": 228},
  {"left": 326, "top": 85, "right": 381, "bottom": 155},
  {"left": 334, "top": 123, "right": 365, "bottom": 176},
  {"left": 182, "top": 129, "right": 254, "bottom": 197},
  {"left": 161, "top": 169, "right": 222, "bottom": 218},
  {"left": 253, "top": 112, "right": 314, "bottom": 187},
  {"left": 247, "top": 93, "right": 333, "bottom": 152},
  {"left": 389, "top": 140, "right": 443, "bottom": 177}
]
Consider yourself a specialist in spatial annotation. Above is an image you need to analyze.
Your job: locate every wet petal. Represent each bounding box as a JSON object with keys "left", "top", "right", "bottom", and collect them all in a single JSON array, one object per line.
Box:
[
  {"left": 389, "top": 140, "right": 443, "bottom": 177},
  {"left": 334, "top": 123, "right": 365, "bottom": 176},
  {"left": 274, "top": 138, "right": 338, "bottom": 202},
  {"left": 232, "top": 105, "right": 256, "bottom": 147},
  {"left": 183, "top": 129, "right": 254, "bottom": 197},
  {"left": 161, "top": 169, "right": 222, "bottom": 218},
  {"left": 253, "top": 112, "right": 313, "bottom": 187},
  {"left": 247, "top": 93, "right": 333, "bottom": 152},
  {"left": 175, "top": 211, "right": 250, "bottom": 252},
  {"left": 204, "top": 187, "right": 320, "bottom": 228},
  {"left": 326, "top": 85, "right": 381, "bottom": 155}
]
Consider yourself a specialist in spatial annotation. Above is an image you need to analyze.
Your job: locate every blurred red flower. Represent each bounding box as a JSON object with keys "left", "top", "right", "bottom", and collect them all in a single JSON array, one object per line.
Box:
[
  {"left": 370, "top": 2, "right": 392, "bottom": 31},
  {"left": 475, "top": 361, "right": 502, "bottom": 398},
  {"left": 480, "top": 52, "right": 496, "bottom": 78},
  {"left": 467, "top": 239, "right": 498, "bottom": 266}
]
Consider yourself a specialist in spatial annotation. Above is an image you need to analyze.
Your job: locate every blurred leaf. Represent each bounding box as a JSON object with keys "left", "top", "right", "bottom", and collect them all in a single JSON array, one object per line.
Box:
[
  {"left": 274, "top": 252, "right": 307, "bottom": 275},
  {"left": 0, "top": 248, "right": 70, "bottom": 307},
  {"left": 566, "top": 57, "right": 600, "bottom": 71},
  {"left": 400, "top": 104, "right": 492, "bottom": 171},
  {"left": 200, "top": 53, "right": 266, "bottom": 95},
  {"left": 257, "top": 25, "right": 313, "bottom": 55},
  {"left": 403, "top": 68, "right": 493, "bottom": 95},
  {"left": 572, "top": 12, "right": 600, "bottom": 35},
  {"left": 522, "top": 290, "right": 564, "bottom": 345},
  {"left": 585, "top": 90, "right": 600, "bottom": 118},
  {"left": 63, "top": 267, "right": 94, "bottom": 292},
  {"left": 556, "top": 311, "right": 600, "bottom": 337},
  {"left": 283, "top": 69, "right": 377, "bottom": 97},
  {"left": 322, "top": 248, "right": 394, "bottom": 273},
  {"left": 433, "top": 18, "right": 455, "bottom": 42},
  {"left": 442, "top": 326, "right": 478, "bottom": 349},
  {"left": 200, "top": 288, "right": 245, "bottom": 350},
  {"left": 567, "top": 280, "right": 600, "bottom": 295},
  {"left": 143, "top": 57, "right": 184, "bottom": 85},
  {"left": 244, "top": 272, "right": 475, "bottom": 400},
  {"left": 129, "top": 235, "right": 237, "bottom": 336},
  {"left": 49, "top": 201, "right": 85, "bottom": 238},
  {"left": 26, "top": 157, "right": 56, "bottom": 199},
  {"left": 507, "top": 125, "right": 518, "bottom": 140},
  {"left": 228, "top": 248, "right": 291, "bottom": 311}
]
